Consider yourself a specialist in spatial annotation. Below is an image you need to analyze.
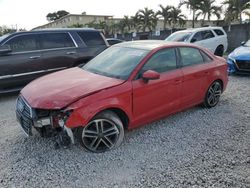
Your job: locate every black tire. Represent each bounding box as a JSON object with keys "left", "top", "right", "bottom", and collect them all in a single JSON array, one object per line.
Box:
[
  {"left": 78, "top": 111, "right": 124, "bottom": 153},
  {"left": 203, "top": 81, "right": 222, "bottom": 108},
  {"left": 214, "top": 45, "right": 224, "bottom": 57}
]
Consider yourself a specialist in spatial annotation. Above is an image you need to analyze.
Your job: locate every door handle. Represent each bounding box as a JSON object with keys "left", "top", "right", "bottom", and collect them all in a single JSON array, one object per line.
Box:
[
  {"left": 29, "top": 56, "right": 40, "bottom": 59},
  {"left": 66, "top": 51, "right": 76, "bottom": 55}
]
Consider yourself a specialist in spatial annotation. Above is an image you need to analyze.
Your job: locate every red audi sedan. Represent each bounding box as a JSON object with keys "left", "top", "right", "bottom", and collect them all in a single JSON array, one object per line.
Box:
[{"left": 16, "top": 40, "right": 228, "bottom": 152}]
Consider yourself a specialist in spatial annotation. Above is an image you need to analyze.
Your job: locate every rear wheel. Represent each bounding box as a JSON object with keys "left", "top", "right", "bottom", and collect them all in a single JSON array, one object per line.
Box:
[
  {"left": 214, "top": 45, "right": 224, "bottom": 57},
  {"left": 203, "top": 81, "right": 222, "bottom": 108},
  {"left": 78, "top": 111, "right": 124, "bottom": 152}
]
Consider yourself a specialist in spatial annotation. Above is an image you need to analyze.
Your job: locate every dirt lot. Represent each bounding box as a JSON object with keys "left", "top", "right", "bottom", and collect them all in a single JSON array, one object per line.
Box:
[{"left": 0, "top": 75, "right": 249, "bottom": 188}]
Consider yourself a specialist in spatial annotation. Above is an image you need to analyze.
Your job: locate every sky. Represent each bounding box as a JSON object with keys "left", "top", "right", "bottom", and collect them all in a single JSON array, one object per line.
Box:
[{"left": 0, "top": 0, "right": 225, "bottom": 30}]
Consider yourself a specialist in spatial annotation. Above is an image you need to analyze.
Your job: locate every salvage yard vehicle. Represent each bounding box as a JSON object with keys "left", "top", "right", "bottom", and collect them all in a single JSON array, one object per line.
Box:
[
  {"left": 227, "top": 39, "right": 250, "bottom": 74},
  {"left": 165, "top": 27, "right": 228, "bottom": 57},
  {"left": 16, "top": 40, "right": 228, "bottom": 152},
  {"left": 0, "top": 28, "right": 108, "bottom": 93}
]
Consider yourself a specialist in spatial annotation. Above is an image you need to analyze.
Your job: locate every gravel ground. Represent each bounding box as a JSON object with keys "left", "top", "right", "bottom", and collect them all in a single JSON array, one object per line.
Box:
[{"left": 0, "top": 75, "right": 249, "bottom": 188}]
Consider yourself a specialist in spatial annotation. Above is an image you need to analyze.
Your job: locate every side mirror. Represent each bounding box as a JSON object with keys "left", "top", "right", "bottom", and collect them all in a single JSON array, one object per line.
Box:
[
  {"left": 190, "top": 38, "right": 197, "bottom": 43},
  {"left": 241, "top": 41, "right": 246, "bottom": 46},
  {"left": 142, "top": 70, "right": 160, "bottom": 82},
  {"left": 0, "top": 45, "right": 12, "bottom": 55}
]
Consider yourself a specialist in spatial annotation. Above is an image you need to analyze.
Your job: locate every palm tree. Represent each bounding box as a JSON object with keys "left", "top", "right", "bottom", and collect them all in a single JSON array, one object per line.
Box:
[
  {"left": 131, "top": 12, "right": 141, "bottom": 32},
  {"left": 196, "top": 0, "right": 222, "bottom": 26},
  {"left": 119, "top": 16, "right": 132, "bottom": 34},
  {"left": 136, "top": 8, "right": 158, "bottom": 32},
  {"left": 222, "top": 0, "right": 250, "bottom": 23},
  {"left": 168, "top": 7, "right": 187, "bottom": 29},
  {"left": 179, "top": 0, "right": 202, "bottom": 28},
  {"left": 157, "top": 5, "right": 173, "bottom": 30}
]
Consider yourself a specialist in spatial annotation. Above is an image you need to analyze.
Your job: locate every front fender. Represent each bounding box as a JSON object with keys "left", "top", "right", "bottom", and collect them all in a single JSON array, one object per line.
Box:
[{"left": 64, "top": 84, "right": 132, "bottom": 128}]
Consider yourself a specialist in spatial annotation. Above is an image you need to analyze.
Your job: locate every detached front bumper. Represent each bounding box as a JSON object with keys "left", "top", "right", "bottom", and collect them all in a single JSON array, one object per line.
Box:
[{"left": 16, "top": 95, "right": 75, "bottom": 144}]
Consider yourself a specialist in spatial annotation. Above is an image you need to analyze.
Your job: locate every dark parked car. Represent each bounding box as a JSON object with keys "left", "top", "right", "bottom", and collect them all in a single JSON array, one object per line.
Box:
[
  {"left": 0, "top": 28, "right": 109, "bottom": 93},
  {"left": 106, "top": 38, "right": 124, "bottom": 45}
]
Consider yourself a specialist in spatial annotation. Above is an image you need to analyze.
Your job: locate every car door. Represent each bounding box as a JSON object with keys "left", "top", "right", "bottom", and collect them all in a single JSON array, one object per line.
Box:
[
  {"left": 0, "top": 33, "right": 42, "bottom": 91},
  {"left": 39, "top": 32, "right": 78, "bottom": 72},
  {"left": 132, "top": 48, "right": 183, "bottom": 126},
  {"left": 191, "top": 30, "right": 216, "bottom": 53},
  {"left": 178, "top": 47, "right": 211, "bottom": 109}
]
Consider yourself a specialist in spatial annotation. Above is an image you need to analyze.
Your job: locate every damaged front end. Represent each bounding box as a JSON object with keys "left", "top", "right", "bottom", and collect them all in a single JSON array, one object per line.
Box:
[{"left": 16, "top": 95, "right": 75, "bottom": 146}]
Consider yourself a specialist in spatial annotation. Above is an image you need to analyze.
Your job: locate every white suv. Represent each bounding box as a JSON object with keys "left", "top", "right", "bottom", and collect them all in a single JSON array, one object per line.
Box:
[{"left": 165, "top": 27, "right": 228, "bottom": 56}]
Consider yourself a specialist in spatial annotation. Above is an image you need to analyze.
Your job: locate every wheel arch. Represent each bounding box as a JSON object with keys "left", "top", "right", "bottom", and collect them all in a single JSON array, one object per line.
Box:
[
  {"left": 93, "top": 108, "right": 130, "bottom": 130},
  {"left": 214, "top": 79, "right": 224, "bottom": 90}
]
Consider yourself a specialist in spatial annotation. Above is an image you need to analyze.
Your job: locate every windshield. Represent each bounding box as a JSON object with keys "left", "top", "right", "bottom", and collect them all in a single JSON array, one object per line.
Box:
[
  {"left": 83, "top": 46, "right": 149, "bottom": 80},
  {"left": 165, "top": 32, "right": 192, "bottom": 42},
  {"left": 0, "top": 34, "right": 10, "bottom": 43},
  {"left": 244, "top": 39, "right": 250, "bottom": 47}
]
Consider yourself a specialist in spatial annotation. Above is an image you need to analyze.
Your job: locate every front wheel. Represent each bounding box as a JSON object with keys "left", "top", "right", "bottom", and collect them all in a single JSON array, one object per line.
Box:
[
  {"left": 203, "top": 81, "right": 222, "bottom": 108},
  {"left": 78, "top": 111, "right": 124, "bottom": 153}
]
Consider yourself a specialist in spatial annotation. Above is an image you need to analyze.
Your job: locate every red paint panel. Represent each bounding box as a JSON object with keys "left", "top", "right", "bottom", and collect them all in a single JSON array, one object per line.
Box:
[{"left": 21, "top": 67, "right": 124, "bottom": 109}]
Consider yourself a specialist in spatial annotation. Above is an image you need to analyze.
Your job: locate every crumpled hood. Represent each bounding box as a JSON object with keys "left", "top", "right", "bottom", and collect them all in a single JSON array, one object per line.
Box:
[
  {"left": 229, "top": 46, "right": 250, "bottom": 60},
  {"left": 21, "top": 67, "right": 124, "bottom": 109}
]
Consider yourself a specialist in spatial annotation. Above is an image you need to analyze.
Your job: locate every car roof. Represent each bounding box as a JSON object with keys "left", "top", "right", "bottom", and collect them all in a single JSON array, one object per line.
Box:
[
  {"left": 175, "top": 27, "right": 224, "bottom": 33},
  {"left": 106, "top": 38, "right": 123, "bottom": 41},
  {"left": 116, "top": 40, "right": 196, "bottom": 50},
  {"left": 7, "top": 28, "right": 99, "bottom": 36}
]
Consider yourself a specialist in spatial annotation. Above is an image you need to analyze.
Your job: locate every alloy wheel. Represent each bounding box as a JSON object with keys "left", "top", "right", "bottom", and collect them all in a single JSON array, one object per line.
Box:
[
  {"left": 207, "top": 82, "right": 222, "bottom": 107},
  {"left": 82, "top": 119, "right": 120, "bottom": 152}
]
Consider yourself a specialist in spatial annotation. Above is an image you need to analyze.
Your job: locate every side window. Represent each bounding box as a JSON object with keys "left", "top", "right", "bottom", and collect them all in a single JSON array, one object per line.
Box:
[
  {"left": 191, "top": 31, "right": 202, "bottom": 42},
  {"left": 179, "top": 47, "right": 204, "bottom": 66},
  {"left": 201, "top": 30, "right": 215, "bottom": 40},
  {"left": 213, "top": 29, "right": 224, "bottom": 36},
  {"left": 5, "top": 34, "right": 38, "bottom": 52},
  {"left": 77, "top": 31, "right": 105, "bottom": 46},
  {"left": 40, "top": 33, "right": 75, "bottom": 50},
  {"left": 141, "top": 48, "right": 177, "bottom": 74},
  {"left": 200, "top": 50, "right": 213, "bottom": 62}
]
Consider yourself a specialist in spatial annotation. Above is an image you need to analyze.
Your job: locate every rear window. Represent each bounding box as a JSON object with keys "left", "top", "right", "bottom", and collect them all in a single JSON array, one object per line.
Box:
[
  {"left": 213, "top": 29, "right": 224, "bottom": 36},
  {"left": 179, "top": 47, "right": 204, "bottom": 66},
  {"left": 40, "top": 33, "right": 75, "bottom": 49},
  {"left": 77, "top": 31, "right": 105, "bottom": 46}
]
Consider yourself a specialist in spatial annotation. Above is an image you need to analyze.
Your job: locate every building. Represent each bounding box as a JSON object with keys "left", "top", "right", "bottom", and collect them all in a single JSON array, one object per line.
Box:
[{"left": 33, "top": 13, "right": 224, "bottom": 33}]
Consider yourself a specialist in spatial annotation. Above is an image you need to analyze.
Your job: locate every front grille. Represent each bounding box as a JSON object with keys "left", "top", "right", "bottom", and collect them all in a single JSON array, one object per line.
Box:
[
  {"left": 235, "top": 60, "right": 250, "bottom": 71},
  {"left": 16, "top": 96, "right": 34, "bottom": 136}
]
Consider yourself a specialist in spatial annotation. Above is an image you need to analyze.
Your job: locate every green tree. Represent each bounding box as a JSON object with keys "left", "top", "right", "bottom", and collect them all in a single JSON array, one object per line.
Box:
[
  {"left": 136, "top": 7, "right": 158, "bottom": 32},
  {"left": 179, "top": 0, "right": 202, "bottom": 28},
  {"left": 0, "top": 26, "right": 15, "bottom": 36},
  {"left": 222, "top": 0, "right": 250, "bottom": 23},
  {"left": 157, "top": 5, "right": 173, "bottom": 30},
  {"left": 131, "top": 12, "right": 141, "bottom": 32},
  {"left": 168, "top": 7, "right": 187, "bottom": 29},
  {"left": 121, "top": 16, "right": 132, "bottom": 32},
  {"left": 196, "top": 0, "right": 222, "bottom": 26},
  {"left": 46, "top": 10, "right": 69, "bottom": 22},
  {"left": 68, "top": 23, "right": 84, "bottom": 28}
]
